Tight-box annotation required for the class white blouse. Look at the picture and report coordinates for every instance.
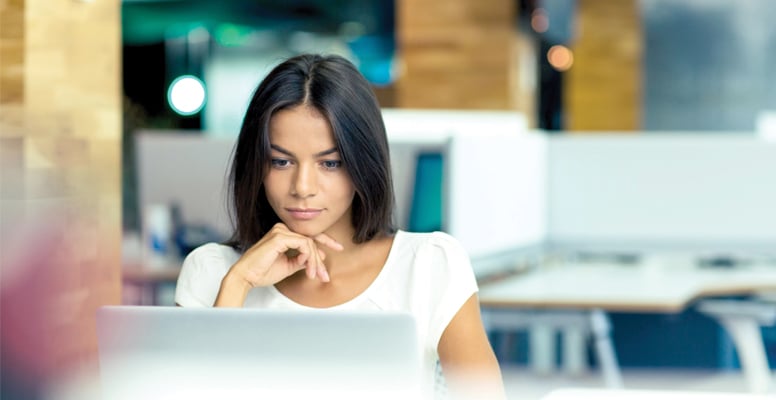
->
[175,230,479,397]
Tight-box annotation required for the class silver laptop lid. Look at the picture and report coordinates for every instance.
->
[96,306,422,400]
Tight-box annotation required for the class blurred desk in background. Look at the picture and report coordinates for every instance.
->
[541,387,774,400]
[479,260,776,393]
[122,261,182,305]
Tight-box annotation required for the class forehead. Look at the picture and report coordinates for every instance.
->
[268,105,336,148]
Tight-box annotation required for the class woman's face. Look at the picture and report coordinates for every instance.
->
[264,105,356,240]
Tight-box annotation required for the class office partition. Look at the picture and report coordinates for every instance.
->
[135,123,776,261]
[547,134,776,254]
[445,132,548,261]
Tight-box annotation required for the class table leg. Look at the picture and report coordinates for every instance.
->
[562,325,587,376]
[697,299,776,394]
[530,324,556,375]
[714,315,772,393]
[590,309,623,388]
[481,307,620,384]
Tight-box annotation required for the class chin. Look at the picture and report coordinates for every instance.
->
[282,221,326,238]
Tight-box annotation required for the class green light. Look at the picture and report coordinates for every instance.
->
[214,23,253,47]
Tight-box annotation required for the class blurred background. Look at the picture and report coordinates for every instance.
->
[2,0,776,399]
[119,0,776,229]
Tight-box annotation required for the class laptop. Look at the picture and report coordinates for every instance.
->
[96,306,422,400]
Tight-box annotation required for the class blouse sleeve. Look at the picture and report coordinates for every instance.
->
[174,243,233,307]
[424,232,479,348]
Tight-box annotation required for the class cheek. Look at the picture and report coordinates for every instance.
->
[339,177,356,201]
[262,174,283,201]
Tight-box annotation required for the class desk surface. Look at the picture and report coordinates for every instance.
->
[122,261,182,284]
[541,388,773,400]
[123,258,776,313]
[478,261,776,313]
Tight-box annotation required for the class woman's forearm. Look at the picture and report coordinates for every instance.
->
[213,273,251,307]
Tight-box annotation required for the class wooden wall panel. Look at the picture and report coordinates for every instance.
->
[396,0,530,112]
[0,0,24,105]
[565,0,643,131]
[0,0,122,390]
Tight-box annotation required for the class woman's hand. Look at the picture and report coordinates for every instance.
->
[214,223,343,307]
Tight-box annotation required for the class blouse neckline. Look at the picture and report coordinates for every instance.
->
[266,230,405,310]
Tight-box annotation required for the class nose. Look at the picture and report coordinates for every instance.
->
[291,163,317,198]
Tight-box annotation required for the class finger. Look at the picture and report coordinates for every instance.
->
[305,263,317,280]
[313,233,344,251]
[310,242,326,281]
[273,232,329,281]
[300,238,321,281]
[318,263,330,282]
[294,249,310,267]
[286,259,307,279]
[270,222,290,233]
[274,234,312,263]
[314,248,330,282]
[305,237,322,280]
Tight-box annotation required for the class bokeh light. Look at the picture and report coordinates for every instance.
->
[167,75,206,116]
[531,8,550,33]
[547,45,574,71]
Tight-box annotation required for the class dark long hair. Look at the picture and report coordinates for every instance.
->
[226,54,395,251]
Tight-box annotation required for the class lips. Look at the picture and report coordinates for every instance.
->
[285,208,323,220]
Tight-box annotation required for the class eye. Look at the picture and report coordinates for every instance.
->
[271,158,291,169]
[321,160,342,170]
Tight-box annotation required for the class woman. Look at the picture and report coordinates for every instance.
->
[175,54,505,399]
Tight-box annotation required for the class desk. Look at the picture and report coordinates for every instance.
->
[541,388,774,400]
[478,261,776,393]
[122,261,182,305]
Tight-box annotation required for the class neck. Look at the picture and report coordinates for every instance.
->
[322,231,385,276]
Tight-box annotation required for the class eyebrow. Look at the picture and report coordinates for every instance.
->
[270,144,339,158]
